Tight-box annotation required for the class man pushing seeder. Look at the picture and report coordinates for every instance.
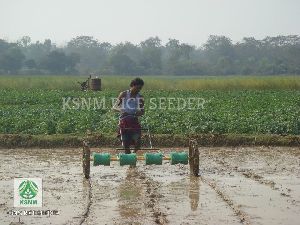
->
[82,78,199,178]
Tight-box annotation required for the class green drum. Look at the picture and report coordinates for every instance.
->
[93,153,111,166]
[170,152,188,165]
[119,153,137,166]
[144,153,163,165]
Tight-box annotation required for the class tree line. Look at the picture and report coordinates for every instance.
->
[0,35,299,75]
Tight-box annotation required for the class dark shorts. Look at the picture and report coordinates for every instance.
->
[118,116,141,147]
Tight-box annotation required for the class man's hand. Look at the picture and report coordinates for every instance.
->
[135,109,144,116]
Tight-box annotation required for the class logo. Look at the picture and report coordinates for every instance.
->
[14,178,42,207]
[19,180,38,199]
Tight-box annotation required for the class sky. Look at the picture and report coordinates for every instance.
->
[0,0,299,46]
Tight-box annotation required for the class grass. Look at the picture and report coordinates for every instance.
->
[0,75,299,90]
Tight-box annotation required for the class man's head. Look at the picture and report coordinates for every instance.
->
[130,77,144,93]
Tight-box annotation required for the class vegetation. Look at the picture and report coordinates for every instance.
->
[0,75,300,91]
[1,35,300,76]
[0,87,299,135]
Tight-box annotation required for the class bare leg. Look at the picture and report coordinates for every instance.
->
[124,145,131,154]
[133,133,141,153]
[121,133,131,154]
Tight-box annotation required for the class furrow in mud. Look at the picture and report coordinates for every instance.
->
[78,178,92,225]
[199,147,300,225]
[141,161,242,225]
[211,147,298,199]
[85,163,168,225]
[139,172,168,225]
[200,176,251,225]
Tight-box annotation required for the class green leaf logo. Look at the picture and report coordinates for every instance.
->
[18,180,38,199]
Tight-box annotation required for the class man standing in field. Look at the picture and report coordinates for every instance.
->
[113,78,145,154]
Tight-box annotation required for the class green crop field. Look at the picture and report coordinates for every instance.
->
[0,77,299,136]
[0,75,300,90]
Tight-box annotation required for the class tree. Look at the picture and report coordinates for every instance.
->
[0,46,25,73]
[107,42,142,75]
[21,39,55,68]
[109,53,137,75]
[17,36,31,47]
[40,51,80,74]
[66,52,80,74]
[139,37,162,74]
[163,39,196,75]
[66,36,111,74]
[67,36,99,48]
[1,35,300,75]
[24,59,37,69]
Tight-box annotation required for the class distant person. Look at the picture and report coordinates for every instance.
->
[113,78,145,153]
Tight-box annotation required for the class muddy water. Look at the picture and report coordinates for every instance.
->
[0,147,299,225]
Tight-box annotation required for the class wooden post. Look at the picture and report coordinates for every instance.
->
[83,140,90,179]
[189,139,199,176]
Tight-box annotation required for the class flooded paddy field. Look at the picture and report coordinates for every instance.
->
[0,146,300,225]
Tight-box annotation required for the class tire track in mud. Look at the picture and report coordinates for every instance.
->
[137,170,169,225]
[200,176,252,225]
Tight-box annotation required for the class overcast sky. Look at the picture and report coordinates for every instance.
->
[1,0,299,46]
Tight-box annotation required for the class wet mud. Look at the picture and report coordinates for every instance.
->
[0,146,299,225]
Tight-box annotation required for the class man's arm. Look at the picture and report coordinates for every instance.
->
[136,95,145,116]
[113,91,126,112]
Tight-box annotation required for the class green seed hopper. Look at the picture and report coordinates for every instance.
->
[93,152,188,166]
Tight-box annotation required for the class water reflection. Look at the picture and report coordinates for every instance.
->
[189,176,200,211]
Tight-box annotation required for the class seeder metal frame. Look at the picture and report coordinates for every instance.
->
[115,127,159,151]
[82,139,200,179]
[117,125,156,151]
